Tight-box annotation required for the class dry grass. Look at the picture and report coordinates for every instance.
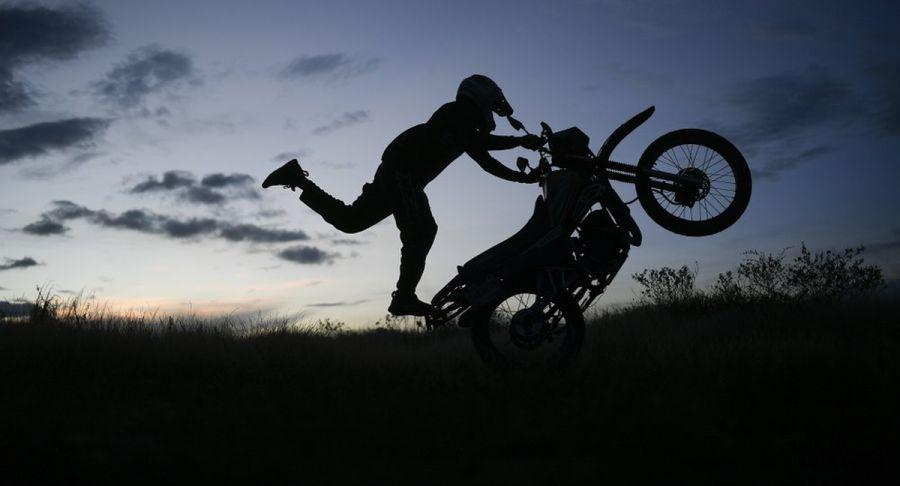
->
[1,291,898,484]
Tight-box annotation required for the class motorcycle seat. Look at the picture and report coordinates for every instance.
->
[459,197,551,278]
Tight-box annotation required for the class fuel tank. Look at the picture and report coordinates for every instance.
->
[542,170,588,227]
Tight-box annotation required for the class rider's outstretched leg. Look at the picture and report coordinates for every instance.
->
[264,159,392,232]
[299,181,392,234]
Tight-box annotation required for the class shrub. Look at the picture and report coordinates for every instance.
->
[632,264,699,307]
[634,244,884,308]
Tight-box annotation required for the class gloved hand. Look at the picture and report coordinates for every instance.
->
[520,169,542,184]
[519,134,544,151]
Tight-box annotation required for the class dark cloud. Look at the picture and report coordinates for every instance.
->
[201,173,255,188]
[865,60,900,137]
[0,118,110,165]
[316,161,356,170]
[159,217,220,238]
[717,65,863,179]
[0,4,109,67]
[130,170,196,193]
[278,246,338,265]
[281,54,348,77]
[0,3,109,113]
[220,224,309,243]
[46,200,94,220]
[22,217,68,236]
[331,238,366,246]
[278,54,380,80]
[0,257,39,271]
[726,65,858,147]
[0,67,32,113]
[312,110,370,135]
[271,149,310,163]
[182,186,226,205]
[93,45,196,109]
[307,299,368,308]
[24,201,309,244]
[754,145,834,180]
[128,170,259,205]
[255,208,287,219]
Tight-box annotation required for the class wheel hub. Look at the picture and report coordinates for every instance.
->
[674,167,711,206]
[509,306,548,349]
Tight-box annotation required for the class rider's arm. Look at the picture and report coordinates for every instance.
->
[483,134,522,150]
[467,149,535,183]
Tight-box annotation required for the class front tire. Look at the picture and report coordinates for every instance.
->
[636,129,751,236]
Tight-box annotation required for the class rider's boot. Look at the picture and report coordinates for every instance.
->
[388,291,433,317]
[262,159,310,190]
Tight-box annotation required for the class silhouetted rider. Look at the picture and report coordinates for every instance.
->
[263,74,543,316]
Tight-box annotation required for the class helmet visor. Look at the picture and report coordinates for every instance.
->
[493,94,513,117]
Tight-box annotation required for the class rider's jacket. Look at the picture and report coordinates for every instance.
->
[379,99,529,187]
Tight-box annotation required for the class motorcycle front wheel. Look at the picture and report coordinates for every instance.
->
[467,287,584,370]
[636,129,752,237]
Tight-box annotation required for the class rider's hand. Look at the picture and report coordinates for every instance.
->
[519,134,544,151]
[521,169,542,184]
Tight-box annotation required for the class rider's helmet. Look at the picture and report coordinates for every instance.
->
[456,74,513,132]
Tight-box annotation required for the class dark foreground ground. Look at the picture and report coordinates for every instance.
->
[1,298,899,485]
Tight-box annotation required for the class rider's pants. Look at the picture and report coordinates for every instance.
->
[299,166,437,296]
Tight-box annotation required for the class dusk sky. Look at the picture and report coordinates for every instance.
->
[1,0,898,325]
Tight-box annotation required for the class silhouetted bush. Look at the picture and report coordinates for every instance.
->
[634,244,884,308]
[632,264,698,307]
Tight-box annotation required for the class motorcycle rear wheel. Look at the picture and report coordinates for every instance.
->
[468,287,584,370]
[636,129,751,237]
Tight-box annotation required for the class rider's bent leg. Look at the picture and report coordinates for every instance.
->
[299,180,392,234]
[391,186,437,312]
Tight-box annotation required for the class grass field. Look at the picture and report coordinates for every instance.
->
[1,296,898,484]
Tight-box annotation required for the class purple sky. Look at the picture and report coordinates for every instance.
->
[1,0,898,324]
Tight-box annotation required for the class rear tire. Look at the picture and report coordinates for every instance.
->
[636,129,751,236]
[469,287,584,370]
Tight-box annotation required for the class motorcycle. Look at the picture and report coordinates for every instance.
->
[425,106,752,369]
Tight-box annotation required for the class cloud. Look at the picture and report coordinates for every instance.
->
[0,67,32,113]
[0,118,110,165]
[220,224,309,243]
[716,65,863,179]
[0,3,109,113]
[726,65,858,147]
[128,170,259,205]
[306,299,368,308]
[278,246,338,265]
[93,45,196,109]
[865,60,900,137]
[312,110,370,135]
[271,149,310,163]
[130,170,196,193]
[754,145,834,180]
[0,257,39,271]
[255,208,287,219]
[278,53,380,80]
[201,173,255,188]
[182,186,226,205]
[331,238,366,246]
[25,200,310,244]
[22,217,68,236]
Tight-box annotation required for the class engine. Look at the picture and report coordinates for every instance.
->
[574,209,630,274]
